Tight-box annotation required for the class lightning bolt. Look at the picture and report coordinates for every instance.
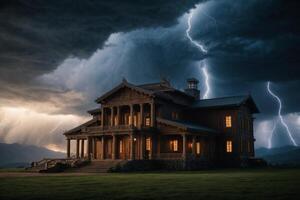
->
[185,9,211,99]
[186,11,208,53]
[268,120,277,149]
[267,81,297,146]
[202,65,210,99]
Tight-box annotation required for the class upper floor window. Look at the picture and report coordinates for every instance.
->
[225,116,232,128]
[145,117,151,126]
[170,140,178,152]
[226,140,232,153]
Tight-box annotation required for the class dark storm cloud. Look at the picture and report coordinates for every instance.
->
[197,0,300,82]
[190,0,300,114]
[0,0,201,81]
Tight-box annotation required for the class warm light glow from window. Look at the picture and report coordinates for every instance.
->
[145,117,151,126]
[225,116,232,127]
[133,115,137,127]
[226,140,232,153]
[188,142,193,149]
[170,140,178,152]
[146,138,151,151]
[128,115,132,125]
[114,116,118,126]
[196,142,201,155]
[119,140,123,153]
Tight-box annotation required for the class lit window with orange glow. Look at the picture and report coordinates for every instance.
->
[188,142,193,150]
[196,142,201,155]
[119,140,123,153]
[170,140,178,152]
[146,138,151,151]
[225,116,232,127]
[145,117,151,126]
[133,115,137,127]
[114,116,118,126]
[226,140,232,153]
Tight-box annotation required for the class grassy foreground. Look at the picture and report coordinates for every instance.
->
[0,169,299,200]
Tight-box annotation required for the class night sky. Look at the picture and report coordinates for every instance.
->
[0,0,299,152]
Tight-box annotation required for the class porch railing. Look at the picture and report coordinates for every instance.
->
[158,153,183,159]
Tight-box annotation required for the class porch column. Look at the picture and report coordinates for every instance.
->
[192,136,196,156]
[76,139,80,158]
[101,107,104,129]
[157,135,161,159]
[116,106,120,126]
[81,139,85,158]
[112,134,116,160]
[140,103,144,128]
[94,138,97,159]
[91,137,95,159]
[130,134,134,160]
[182,134,186,160]
[150,102,155,127]
[140,134,145,159]
[130,104,133,126]
[111,107,114,127]
[87,137,91,160]
[67,139,71,158]
[101,136,105,160]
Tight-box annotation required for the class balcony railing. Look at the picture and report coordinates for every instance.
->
[86,124,154,133]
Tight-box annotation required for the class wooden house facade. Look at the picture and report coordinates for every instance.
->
[64,78,259,167]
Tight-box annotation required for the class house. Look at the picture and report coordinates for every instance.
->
[63,78,259,168]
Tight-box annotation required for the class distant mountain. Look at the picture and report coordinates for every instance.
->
[256,146,300,165]
[0,143,65,168]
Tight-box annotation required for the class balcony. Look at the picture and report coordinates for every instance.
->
[87,124,153,134]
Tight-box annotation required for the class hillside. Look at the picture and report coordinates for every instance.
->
[256,146,300,165]
[0,143,65,168]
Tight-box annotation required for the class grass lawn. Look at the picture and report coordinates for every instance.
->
[0,168,26,172]
[0,168,299,200]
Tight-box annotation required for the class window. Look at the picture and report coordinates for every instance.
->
[172,112,178,120]
[226,140,232,153]
[146,138,151,151]
[133,115,137,127]
[225,116,232,128]
[170,140,178,152]
[188,143,193,150]
[119,140,123,153]
[114,116,118,126]
[196,142,201,155]
[145,117,151,126]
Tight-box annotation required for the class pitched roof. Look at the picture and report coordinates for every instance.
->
[192,95,259,113]
[87,108,101,115]
[95,79,154,103]
[63,118,97,135]
[157,118,217,133]
[95,79,194,104]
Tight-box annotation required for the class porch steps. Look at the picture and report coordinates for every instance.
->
[67,160,124,173]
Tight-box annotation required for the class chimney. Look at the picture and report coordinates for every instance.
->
[184,78,200,100]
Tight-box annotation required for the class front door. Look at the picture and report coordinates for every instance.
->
[118,136,130,160]
[96,140,102,159]
[105,138,112,159]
